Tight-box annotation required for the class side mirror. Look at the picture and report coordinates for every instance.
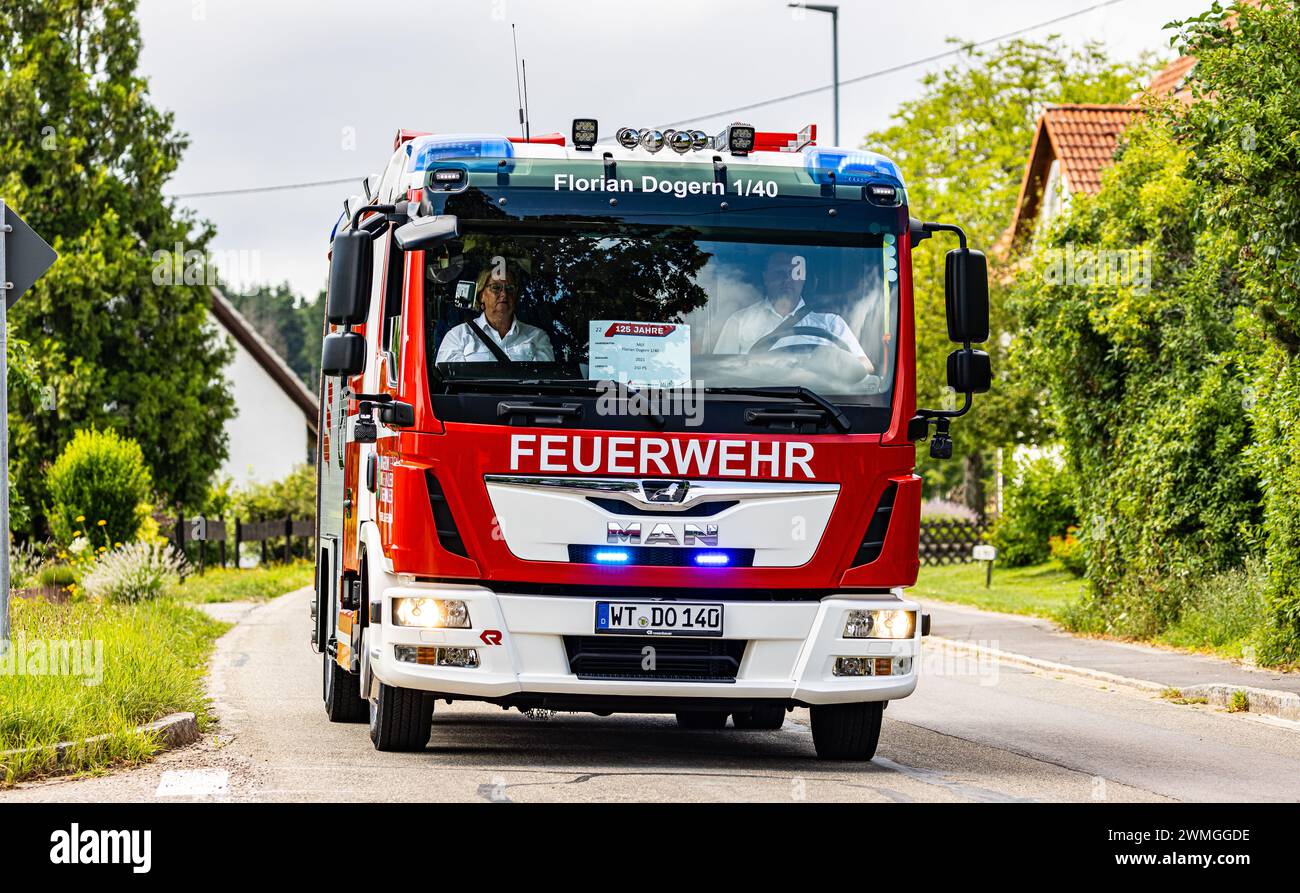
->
[327,229,374,326]
[321,332,366,378]
[945,248,989,344]
[394,214,459,252]
[947,349,992,395]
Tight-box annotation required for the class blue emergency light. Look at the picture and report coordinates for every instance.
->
[407,134,515,173]
[594,550,631,564]
[803,147,905,189]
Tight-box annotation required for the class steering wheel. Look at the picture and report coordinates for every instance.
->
[747,325,859,356]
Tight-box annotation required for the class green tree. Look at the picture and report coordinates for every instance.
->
[1171,0,1300,661]
[0,0,235,531]
[1011,114,1260,638]
[866,38,1153,515]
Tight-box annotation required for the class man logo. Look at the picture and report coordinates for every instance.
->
[607,522,719,547]
[643,480,689,503]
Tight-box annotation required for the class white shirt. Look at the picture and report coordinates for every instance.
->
[436,314,556,364]
[712,298,868,358]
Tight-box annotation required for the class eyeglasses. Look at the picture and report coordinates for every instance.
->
[483,283,518,297]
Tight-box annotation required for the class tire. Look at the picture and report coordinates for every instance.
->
[810,702,884,761]
[732,704,786,730]
[323,652,367,723]
[675,710,730,730]
[369,682,435,752]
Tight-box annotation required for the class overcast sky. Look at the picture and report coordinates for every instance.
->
[137,0,1206,299]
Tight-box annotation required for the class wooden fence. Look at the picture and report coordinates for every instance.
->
[919,519,989,566]
[163,516,315,574]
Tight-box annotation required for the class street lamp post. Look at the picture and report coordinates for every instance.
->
[790,3,840,146]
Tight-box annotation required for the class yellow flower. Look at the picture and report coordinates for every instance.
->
[76,515,85,523]
[97,520,107,527]
[115,542,123,548]
[97,546,107,553]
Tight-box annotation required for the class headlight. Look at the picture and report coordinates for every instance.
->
[843,609,915,640]
[392,598,470,629]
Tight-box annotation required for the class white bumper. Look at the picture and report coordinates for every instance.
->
[368,583,921,706]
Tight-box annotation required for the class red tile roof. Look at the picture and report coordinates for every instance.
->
[1041,104,1142,196]
[1002,104,1140,251]
[1001,0,1261,256]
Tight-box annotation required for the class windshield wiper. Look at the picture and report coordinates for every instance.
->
[707,386,852,433]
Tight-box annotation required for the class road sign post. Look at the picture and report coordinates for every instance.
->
[973,543,997,589]
[1,200,9,655]
[0,200,58,656]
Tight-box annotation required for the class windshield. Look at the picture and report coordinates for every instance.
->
[423,229,899,406]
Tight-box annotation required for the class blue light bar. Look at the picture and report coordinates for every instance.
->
[594,550,630,564]
[803,147,905,189]
[407,134,515,173]
[694,553,731,566]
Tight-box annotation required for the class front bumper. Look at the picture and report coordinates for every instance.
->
[368,583,922,706]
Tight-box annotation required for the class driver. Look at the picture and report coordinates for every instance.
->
[436,264,555,363]
[712,250,874,374]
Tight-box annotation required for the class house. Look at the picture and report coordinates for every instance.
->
[1004,3,1254,247]
[209,286,318,485]
[1004,104,1143,247]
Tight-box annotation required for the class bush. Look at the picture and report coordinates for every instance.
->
[990,453,1078,567]
[80,543,188,604]
[8,542,44,589]
[1049,527,1086,578]
[46,429,153,550]
[37,562,78,588]
[228,463,315,521]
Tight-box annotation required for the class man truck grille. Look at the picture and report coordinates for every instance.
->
[563,636,747,683]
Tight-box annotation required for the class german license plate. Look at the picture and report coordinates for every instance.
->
[595,602,724,637]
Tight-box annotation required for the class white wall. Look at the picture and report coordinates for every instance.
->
[219,326,310,486]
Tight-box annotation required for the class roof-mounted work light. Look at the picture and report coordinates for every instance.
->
[572,118,598,150]
[616,127,641,149]
[639,129,666,154]
[716,123,756,157]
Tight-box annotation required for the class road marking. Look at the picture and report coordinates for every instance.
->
[156,769,229,799]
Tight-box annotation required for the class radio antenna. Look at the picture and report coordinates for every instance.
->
[521,58,532,141]
[511,24,527,139]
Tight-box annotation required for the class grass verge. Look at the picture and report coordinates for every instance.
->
[0,598,228,784]
[915,558,1295,669]
[910,560,1086,622]
[171,559,313,603]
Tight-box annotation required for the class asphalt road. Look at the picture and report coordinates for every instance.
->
[7,588,1300,803]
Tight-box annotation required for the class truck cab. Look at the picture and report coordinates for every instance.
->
[314,121,990,759]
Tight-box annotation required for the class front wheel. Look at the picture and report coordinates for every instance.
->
[369,682,434,752]
[810,702,884,761]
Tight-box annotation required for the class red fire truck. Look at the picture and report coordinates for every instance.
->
[313,120,990,760]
